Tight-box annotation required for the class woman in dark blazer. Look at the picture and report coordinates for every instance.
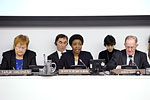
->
[1,34,36,70]
[98,35,119,64]
[58,34,93,69]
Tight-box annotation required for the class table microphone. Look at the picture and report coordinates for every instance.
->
[43,54,46,65]
[131,61,138,69]
[43,54,47,74]
[79,59,87,69]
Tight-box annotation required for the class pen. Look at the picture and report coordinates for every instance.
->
[13,67,15,70]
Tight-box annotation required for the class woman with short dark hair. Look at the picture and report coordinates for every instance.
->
[58,34,93,69]
[98,35,119,65]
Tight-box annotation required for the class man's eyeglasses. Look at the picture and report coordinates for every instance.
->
[125,46,135,49]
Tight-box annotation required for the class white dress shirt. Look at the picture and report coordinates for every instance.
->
[126,54,135,65]
[57,50,66,59]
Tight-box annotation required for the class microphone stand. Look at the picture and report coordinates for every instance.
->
[79,59,87,69]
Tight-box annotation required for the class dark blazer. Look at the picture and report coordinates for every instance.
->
[1,49,37,70]
[98,49,119,64]
[107,49,150,70]
[58,50,93,69]
[47,51,59,67]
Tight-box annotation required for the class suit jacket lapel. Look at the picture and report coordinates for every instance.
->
[71,51,75,65]
[55,51,59,64]
[122,50,127,65]
[55,51,59,60]
[134,50,139,66]
[23,51,28,69]
[11,50,16,69]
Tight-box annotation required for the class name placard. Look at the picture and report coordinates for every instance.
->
[110,69,145,75]
[59,69,90,75]
[0,70,32,76]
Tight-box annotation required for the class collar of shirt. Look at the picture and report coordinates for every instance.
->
[57,50,66,59]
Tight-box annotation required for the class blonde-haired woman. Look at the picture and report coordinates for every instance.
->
[1,34,37,70]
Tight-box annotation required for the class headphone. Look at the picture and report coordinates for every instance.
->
[54,41,57,46]
[54,34,68,46]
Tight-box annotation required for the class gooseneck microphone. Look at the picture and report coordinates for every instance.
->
[43,54,46,66]
[79,59,87,69]
[132,61,138,69]
[43,54,47,74]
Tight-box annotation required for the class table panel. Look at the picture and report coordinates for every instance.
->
[0,75,149,100]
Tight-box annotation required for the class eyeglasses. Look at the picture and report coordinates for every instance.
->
[125,46,135,49]
[16,46,27,50]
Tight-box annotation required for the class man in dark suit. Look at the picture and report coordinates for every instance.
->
[47,34,68,70]
[107,35,149,70]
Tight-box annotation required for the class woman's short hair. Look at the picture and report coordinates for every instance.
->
[69,34,84,46]
[14,34,29,48]
[104,35,116,46]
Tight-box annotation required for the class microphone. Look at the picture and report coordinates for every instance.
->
[132,61,139,69]
[43,54,47,74]
[43,54,46,66]
[79,59,87,69]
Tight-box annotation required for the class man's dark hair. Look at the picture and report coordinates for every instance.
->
[55,34,68,45]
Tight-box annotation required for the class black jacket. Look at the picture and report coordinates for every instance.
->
[1,49,37,70]
[58,50,93,69]
[107,49,150,70]
[98,49,119,64]
[47,51,59,66]
[47,50,70,70]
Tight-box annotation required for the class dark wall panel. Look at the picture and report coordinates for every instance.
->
[0,16,150,27]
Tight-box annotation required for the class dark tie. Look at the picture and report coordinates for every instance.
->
[60,52,63,58]
[129,56,133,66]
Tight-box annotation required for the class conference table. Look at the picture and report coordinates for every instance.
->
[0,75,150,100]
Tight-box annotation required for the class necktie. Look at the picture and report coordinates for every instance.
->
[60,52,64,59]
[129,56,133,66]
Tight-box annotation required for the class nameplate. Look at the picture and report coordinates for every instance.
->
[0,70,32,76]
[59,69,90,75]
[110,69,145,75]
